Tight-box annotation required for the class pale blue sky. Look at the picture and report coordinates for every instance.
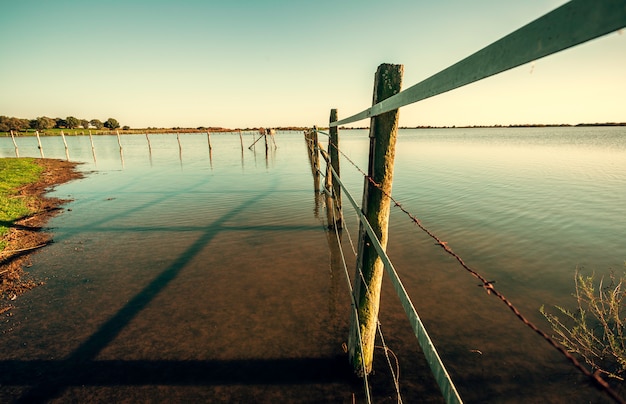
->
[1,0,624,129]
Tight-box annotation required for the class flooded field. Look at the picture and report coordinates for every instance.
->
[1,127,625,402]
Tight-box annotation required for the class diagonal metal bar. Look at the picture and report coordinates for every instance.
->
[330,164,463,404]
[332,0,626,127]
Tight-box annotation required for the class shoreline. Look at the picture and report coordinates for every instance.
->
[0,158,83,312]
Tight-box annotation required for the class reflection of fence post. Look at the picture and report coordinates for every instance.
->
[329,109,343,229]
[349,63,403,376]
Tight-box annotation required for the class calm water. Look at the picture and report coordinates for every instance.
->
[1,127,625,403]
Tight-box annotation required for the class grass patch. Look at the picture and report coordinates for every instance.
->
[0,158,44,248]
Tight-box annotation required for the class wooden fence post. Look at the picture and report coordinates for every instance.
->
[60,130,69,161]
[312,126,320,193]
[329,109,343,229]
[10,130,19,157]
[348,63,403,376]
[35,131,44,158]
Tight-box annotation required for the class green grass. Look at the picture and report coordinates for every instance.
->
[0,158,44,249]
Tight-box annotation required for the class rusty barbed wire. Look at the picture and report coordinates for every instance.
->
[323,134,625,404]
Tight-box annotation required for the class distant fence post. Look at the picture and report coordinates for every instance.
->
[349,63,403,376]
[328,109,343,229]
[10,130,19,157]
[35,131,44,158]
[312,126,320,192]
[60,130,69,161]
[145,133,152,153]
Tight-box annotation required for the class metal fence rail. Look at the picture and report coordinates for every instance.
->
[332,0,626,127]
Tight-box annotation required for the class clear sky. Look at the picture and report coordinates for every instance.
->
[1,0,624,129]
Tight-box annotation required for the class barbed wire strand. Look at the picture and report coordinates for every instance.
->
[323,134,625,404]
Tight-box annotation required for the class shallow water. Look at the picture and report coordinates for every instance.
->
[1,127,625,402]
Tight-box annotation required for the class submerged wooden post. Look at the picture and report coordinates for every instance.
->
[116,130,125,168]
[35,130,44,158]
[349,63,403,376]
[89,130,97,163]
[328,109,343,229]
[312,126,320,193]
[60,130,69,161]
[116,130,123,151]
[145,133,152,153]
[10,130,19,157]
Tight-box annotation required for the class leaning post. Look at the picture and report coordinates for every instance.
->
[35,130,44,158]
[328,109,343,229]
[10,130,19,157]
[348,63,403,376]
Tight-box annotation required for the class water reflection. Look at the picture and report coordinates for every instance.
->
[0,129,624,402]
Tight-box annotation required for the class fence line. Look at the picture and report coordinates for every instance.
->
[332,0,626,127]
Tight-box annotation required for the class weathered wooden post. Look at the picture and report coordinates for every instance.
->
[116,130,125,168]
[60,130,69,161]
[207,132,213,151]
[10,130,19,157]
[89,130,96,163]
[329,109,343,229]
[323,148,335,230]
[348,63,403,376]
[116,130,123,151]
[35,131,44,158]
[145,133,152,154]
[312,126,321,193]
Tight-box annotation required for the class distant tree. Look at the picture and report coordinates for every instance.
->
[104,118,120,129]
[0,116,30,132]
[90,119,104,129]
[55,118,67,128]
[80,119,90,129]
[122,125,130,130]
[66,116,80,129]
[33,116,56,131]
[0,116,10,132]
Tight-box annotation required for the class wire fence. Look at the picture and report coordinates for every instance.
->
[310,1,626,402]
[316,130,626,403]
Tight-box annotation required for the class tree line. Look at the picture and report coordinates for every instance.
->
[0,116,122,132]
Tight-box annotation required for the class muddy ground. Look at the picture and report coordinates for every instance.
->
[0,159,82,313]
